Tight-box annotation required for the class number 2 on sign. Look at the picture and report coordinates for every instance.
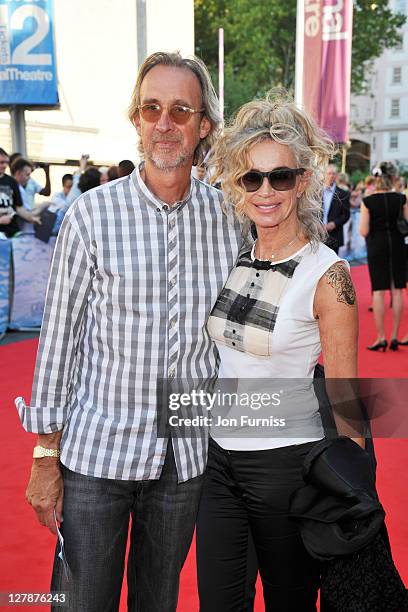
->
[10,5,51,65]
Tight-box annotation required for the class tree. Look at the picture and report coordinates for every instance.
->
[195,0,406,117]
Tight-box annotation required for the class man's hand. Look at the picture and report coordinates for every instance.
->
[79,154,90,173]
[26,459,63,535]
[0,214,12,225]
[325,221,336,232]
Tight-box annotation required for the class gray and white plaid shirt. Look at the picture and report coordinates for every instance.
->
[16,166,242,482]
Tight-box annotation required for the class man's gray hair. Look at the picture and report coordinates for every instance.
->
[128,51,220,166]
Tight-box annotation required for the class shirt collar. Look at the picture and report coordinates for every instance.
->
[325,182,336,194]
[131,162,193,212]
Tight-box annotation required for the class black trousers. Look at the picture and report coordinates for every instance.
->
[196,438,320,612]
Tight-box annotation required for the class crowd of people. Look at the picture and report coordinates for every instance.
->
[0,149,135,238]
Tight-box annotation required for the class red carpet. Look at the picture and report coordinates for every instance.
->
[0,265,406,611]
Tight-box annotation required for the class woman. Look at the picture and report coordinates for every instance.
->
[196,91,361,611]
[360,173,408,351]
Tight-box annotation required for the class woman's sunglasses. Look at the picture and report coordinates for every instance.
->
[137,103,204,125]
[241,168,305,192]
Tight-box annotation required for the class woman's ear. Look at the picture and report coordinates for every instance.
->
[297,169,312,197]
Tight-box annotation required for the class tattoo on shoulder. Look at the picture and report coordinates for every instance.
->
[325,262,356,306]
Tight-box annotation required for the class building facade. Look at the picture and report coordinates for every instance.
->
[349,0,408,171]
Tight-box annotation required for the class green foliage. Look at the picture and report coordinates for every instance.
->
[195,0,406,117]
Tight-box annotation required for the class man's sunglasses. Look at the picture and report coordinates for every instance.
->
[241,168,305,192]
[137,103,204,125]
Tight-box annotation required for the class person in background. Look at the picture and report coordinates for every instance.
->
[9,152,51,206]
[364,175,376,197]
[51,174,74,209]
[337,172,350,191]
[107,165,119,181]
[322,164,350,254]
[50,168,101,235]
[360,173,408,351]
[99,166,109,184]
[118,158,135,177]
[0,148,40,236]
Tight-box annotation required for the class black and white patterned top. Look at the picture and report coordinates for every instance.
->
[207,242,344,450]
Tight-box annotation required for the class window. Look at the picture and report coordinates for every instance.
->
[391,98,400,117]
[390,132,399,150]
[393,66,402,84]
[393,37,403,52]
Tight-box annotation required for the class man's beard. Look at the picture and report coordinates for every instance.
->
[145,137,196,172]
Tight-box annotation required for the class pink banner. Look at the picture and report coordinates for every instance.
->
[302,0,353,143]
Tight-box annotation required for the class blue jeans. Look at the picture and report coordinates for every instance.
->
[51,441,203,611]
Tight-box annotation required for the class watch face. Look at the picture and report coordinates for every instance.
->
[33,446,45,458]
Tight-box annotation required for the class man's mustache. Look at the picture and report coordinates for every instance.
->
[152,135,182,143]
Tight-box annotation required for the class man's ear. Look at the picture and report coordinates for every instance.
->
[199,116,211,140]
[133,112,141,136]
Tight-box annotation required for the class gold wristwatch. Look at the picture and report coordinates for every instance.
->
[33,445,61,459]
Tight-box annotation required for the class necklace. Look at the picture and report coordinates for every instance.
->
[253,235,300,261]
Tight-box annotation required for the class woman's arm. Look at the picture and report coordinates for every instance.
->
[314,262,365,447]
[359,201,370,237]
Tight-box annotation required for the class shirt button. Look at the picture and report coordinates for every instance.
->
[163,204,169,211]
[240,306,245,311]
[170,218,176,228]
[168,368,176,379]
[156,207,161,213]
[232,329,236,334]
[247,294,250,298]
[256,273,260,277]
[232,342,236,346]
[251,282,255,287]
[170,320,177,329]
[169,277,177,287]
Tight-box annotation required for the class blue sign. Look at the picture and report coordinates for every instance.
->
[0,0,58,106]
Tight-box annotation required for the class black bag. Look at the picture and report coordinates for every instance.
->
[320,531,408,611]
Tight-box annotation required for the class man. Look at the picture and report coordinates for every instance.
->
[118,158,135,177]
[9,153,51,207]
[0,148,40,237]
[322,164,350,254]
[16,52,242,611]
[51,173,74,208]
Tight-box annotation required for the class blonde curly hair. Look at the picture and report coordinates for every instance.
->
[209,89,337,245]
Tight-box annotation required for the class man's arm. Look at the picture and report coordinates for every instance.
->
[16,208,93,533]
[38,163,51,196]
[15,204,41,224]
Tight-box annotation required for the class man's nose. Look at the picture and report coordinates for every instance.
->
[155,108,173,131]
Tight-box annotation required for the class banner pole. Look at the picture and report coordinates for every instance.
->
[295,0,305,107]
[9,106,27,157]
[218,27,224,125]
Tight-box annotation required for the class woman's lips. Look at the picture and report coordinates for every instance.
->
[253,203,281,212]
